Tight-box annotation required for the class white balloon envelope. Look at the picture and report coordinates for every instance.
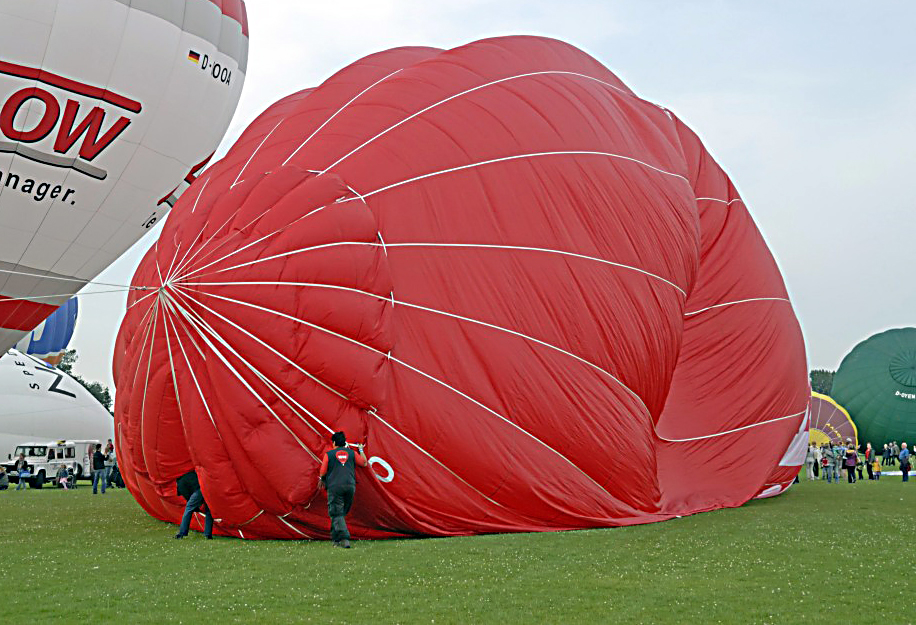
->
[0,348,113,457]
[0,0,249,352]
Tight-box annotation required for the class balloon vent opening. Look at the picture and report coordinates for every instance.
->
[890,351,916,387]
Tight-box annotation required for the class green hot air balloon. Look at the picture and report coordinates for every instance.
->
[831,328,916,447]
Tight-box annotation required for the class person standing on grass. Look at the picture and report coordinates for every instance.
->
[873,458,882,480]
[864,443,875,480]
[14,452,30,490]
[882,444,890,466]
[891,442,899,466]
[175,470,213,539]
[899,443,910,482]
[844,444,857,483]
[91,444,107,494]
[805,445,817,480]
[833,443,845,483]
[823,444,835,483]
[318,431,368,548]
[104,441,115,488]
[0,466,8,490]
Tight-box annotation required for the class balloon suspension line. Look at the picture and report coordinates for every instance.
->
[0,288,138,302]
[0,267,163,301]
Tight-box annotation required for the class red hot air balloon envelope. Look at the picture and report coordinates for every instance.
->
[113,37,809,539]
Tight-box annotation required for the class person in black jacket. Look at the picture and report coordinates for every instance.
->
[175,470,213,539]
[318,431,368,548]
[91,444,107,494]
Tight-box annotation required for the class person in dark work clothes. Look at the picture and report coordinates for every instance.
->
[319,431,368,548]
[174,470,213,539]
[91,444,107,494]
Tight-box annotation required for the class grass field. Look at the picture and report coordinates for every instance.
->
[1,475,913,624]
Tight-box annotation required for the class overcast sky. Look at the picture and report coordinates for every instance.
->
[69,0,916,390]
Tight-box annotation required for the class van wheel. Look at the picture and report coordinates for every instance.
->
[33,471,45,489]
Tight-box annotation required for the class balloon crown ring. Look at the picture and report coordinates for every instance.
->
[889,350,916,387]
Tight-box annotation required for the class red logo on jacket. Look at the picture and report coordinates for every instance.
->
[335,450,349,465]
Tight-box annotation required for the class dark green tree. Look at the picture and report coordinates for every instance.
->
[809,369,835,395]
[57,348,113,413]
[58,349,78,375]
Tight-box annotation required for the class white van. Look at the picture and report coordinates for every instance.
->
[3,439,100,488]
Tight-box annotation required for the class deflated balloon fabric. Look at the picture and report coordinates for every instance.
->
[113,36,809,539]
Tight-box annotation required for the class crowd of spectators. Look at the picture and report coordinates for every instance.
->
[805,439,912,483]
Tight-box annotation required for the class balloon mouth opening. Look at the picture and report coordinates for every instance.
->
[889,350,916,387]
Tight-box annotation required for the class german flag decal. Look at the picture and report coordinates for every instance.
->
[188,50,200,63]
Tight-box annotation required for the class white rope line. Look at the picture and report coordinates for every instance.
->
[396,300,648,413]
[175,286,616,497]
[173,285,381,356]
[656,410,806,442]
[170,282,348,412]
[317,70,658,175]
[138,295,161,475]
[179,279,649,414]
[171,207,272,283]
[168,205,248,284]
[176,202,333,283]
[383,242,686,296]
[189,176,211,214]
[162,286,323,457]
[386,352,620,499]
[160,299,297,539]
[166,286,326,447]
[276,514,308,537]
[695,197,744,206]
[180,241,368,281]
[334,151,689,202]
[0,288,135,303]
[232,118,285,189]
[159,292,194,443]
[154,240,166,287]
[282,68,404,167]
[0,268,138,290]
[683,297,790,317]
[126,289,159,312]
[367,410,508,509]
[166,284,504,514]
[162,243,184,288]
[158,295,223,435]
[179,233,683,294]
[238,509,265,527]
[124,294,161,471]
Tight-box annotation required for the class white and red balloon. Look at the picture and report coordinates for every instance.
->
[0,0,249,351]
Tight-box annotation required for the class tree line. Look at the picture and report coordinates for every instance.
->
[57,349,113,413]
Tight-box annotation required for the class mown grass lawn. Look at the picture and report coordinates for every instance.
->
[1,475,912,624]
